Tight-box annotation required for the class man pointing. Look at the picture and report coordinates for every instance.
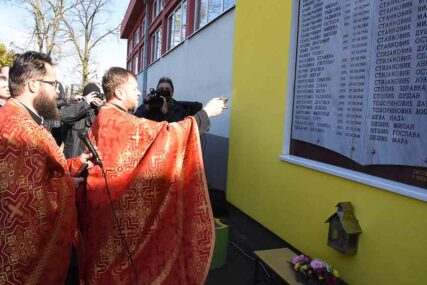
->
[79,67,225,285]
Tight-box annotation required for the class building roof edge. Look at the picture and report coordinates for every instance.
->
[121,0,143,39]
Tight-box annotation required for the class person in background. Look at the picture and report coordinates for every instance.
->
[0,75,10,106]
[61,82,104,158]
[134,76,227,133]
[0,65,10,78]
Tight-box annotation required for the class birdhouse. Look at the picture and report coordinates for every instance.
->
[325,202,362,255]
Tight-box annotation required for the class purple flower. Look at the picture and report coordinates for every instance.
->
[291,255,308,264]
[310,259,325,270]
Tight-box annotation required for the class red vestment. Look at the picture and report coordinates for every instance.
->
[79,104,214,285]
[0,99,79,285]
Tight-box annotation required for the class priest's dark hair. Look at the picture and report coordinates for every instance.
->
[102,67,136,100]
[9,51,53,97]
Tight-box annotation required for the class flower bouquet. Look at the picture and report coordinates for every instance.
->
[289,254,346,285]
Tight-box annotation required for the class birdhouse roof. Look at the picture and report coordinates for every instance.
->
[325,202,362,234]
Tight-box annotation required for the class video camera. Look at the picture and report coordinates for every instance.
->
[93,92,106,101]
[56,98,67,109]
[145,87,172,108]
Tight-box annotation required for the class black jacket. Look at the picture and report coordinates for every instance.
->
[60,101,96,159]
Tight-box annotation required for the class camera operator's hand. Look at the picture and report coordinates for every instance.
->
[143,94,155,110]
[143,94,169,113]
[85,92,103,107]
[203,97,226,117]
[143,94,155,104]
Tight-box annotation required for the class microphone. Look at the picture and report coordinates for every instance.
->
[77,131,103,168]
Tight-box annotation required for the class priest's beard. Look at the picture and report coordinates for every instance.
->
[34,90,59,120]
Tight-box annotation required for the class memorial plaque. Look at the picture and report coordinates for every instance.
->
[292,0,427,168]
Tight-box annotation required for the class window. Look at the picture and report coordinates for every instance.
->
[207,0,221,22]
[223,0,234,10]
[128,38,132,55]
[167,1,187,50]
[151,28,162,62]
[152,0,163,21]
[133,53,139,74]
[133,28,139,47]
[127,60,132,71]
[198,0,208,27]
[196,0,234,29]
[140,18,146,38]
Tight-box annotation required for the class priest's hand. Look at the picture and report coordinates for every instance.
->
[66,171,85,189]
[79,146,102,168]
[203,97,227,117]
[72,176,85,189]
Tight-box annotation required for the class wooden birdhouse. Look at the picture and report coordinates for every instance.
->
[325,202,362,255]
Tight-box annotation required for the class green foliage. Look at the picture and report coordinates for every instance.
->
[0,43,15,67]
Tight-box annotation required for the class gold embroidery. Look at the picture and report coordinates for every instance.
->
[131,128,141,146]
[84,108,214,284]
[7,199,24,219]
[1,99,74,285]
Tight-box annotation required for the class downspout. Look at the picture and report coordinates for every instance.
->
[142,0,150,97]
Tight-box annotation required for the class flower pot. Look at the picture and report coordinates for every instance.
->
[294,272,328,285]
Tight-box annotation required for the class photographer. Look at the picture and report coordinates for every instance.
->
[134,77,225,132]
[61,82,105,158]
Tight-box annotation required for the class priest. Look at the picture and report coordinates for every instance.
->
[0,51,93,284]
[79,67,225,285]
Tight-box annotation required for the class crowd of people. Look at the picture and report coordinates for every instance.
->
[0,51,227,285]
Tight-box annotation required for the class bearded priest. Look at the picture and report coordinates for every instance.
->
[0,51,94,284]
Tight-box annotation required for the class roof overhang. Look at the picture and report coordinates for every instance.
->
[121,0,145,39]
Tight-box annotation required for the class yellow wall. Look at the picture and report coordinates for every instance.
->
[228,1,427,284]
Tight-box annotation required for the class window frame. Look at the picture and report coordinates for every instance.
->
[152,0,163,22]
[133,52,139,74]
[127,38,132,55]
[133,28,139,48]
[195,0,235,30]
[151,27,162,63]
[140,18,145,39]
[167,1,187,51]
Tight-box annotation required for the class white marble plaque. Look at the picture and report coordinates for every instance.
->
[292,0,427,167]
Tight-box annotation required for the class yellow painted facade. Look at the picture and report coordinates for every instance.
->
[228,1,427,284]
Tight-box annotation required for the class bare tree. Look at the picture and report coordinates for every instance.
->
[62,0,119,86]
[32,0,64,55]
[4,0,71,57]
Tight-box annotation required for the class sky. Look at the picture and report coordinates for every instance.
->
[0,0,130,87]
